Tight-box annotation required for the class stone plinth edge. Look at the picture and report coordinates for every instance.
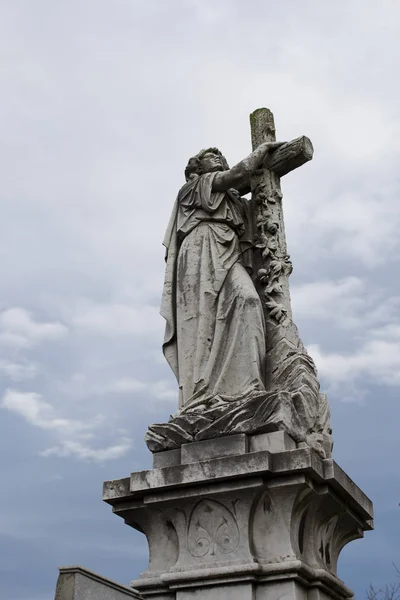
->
[103,445,373,525]
[54,565,142,600]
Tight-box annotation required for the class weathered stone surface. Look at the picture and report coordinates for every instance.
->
[128,451,271,494]
[257,581,308,600]
[249,430,296,453]
[103,477,132,502]
[261,135,313,178]
[103,436,372,525]
[153,448,181,469]
[54,566,142,600]
[176,583,254,600]
[103,445,372,600]
[179,431,295,464]
[181,433,247,463]
[145,389,330,459]
[150,432,299,476]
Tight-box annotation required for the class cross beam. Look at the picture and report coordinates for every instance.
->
[262,135,313,177]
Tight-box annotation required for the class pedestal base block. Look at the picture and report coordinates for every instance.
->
[103,434,372,600]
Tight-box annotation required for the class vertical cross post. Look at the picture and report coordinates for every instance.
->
[250,108,293,319]
[249,108,314,392]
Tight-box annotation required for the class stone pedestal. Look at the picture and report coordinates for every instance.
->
[103,433,373,600]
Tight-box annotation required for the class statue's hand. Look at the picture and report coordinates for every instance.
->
[264,141,285,152]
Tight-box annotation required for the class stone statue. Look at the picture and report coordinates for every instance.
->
[104,111,373,600]
[161,142,282,411]
[146,109,333,458]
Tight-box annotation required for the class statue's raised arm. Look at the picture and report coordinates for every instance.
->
[211,141,284,192]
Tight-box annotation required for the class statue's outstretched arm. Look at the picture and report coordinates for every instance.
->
[212,141,283,192]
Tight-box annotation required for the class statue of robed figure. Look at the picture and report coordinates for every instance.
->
[146,109,333,458]
[162,142,281,410]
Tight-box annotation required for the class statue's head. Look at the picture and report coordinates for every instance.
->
[184,148,229,181]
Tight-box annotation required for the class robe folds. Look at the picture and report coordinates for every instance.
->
[161,172,266,409]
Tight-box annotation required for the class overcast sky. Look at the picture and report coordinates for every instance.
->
[0,1,399,598]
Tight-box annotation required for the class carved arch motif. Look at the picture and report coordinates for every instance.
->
[187,499,239,559]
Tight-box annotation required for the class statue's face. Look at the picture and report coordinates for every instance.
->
[201,151,224,174]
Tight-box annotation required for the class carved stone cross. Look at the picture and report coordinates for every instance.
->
[249,108,314,390]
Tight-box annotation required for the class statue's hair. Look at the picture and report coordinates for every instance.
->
[184,147,229,181]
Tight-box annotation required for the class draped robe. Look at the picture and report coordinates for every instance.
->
[161,172,266,409]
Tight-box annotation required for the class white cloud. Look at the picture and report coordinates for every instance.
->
[40,438,132,461]
[0,308,68,349]
[149,379,177,402]
[310,183,400,267]
[0,389,132,462]
[291,276,400,397]
[292,277,400,331]
[1,389,102,435]
[107,377,176,404]
[71,303,162,338]
[370,324,400,340]
[189,0,228,24]
[310,338,400,390]
[109,378,146,393]
[292,277,364,323]
[0,359,37,381]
